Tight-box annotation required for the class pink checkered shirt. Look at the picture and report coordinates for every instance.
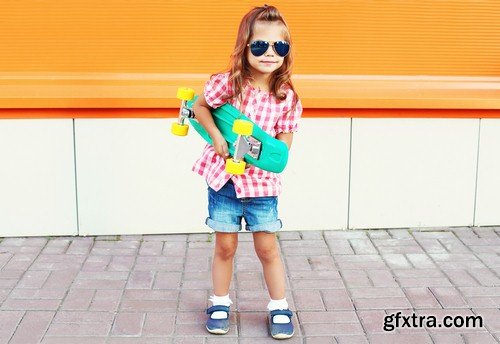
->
[192,72,302,198]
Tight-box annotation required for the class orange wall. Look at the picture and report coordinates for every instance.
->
[1,1,499,76]
[1,108,500,120]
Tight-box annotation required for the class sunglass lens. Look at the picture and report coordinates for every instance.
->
[250,41,269,56]
[274,41,290,57]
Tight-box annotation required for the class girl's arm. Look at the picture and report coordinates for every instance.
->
[276,132,293,150]
[192,94,229,158]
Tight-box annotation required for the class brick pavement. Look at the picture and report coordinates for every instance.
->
[0,227,499,343]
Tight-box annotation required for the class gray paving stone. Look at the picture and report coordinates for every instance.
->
[111,312,145,336]
[334,255,387,270]
[349,239,378,254]
[139,241,163,256]
[90,289,122,311]
[335,335,370,344]
[126,271,155,289]
[429,287,469,308]
[291,278,344,289]
[1,298,61,311]
[414,238,449,254]
[471,308,500,333]
[322,289,355,310]
[284,255,313,271]
[305,337,337,344]
[367,270,399,287]
[403,287,441,309]
[357,310,387,333]
[462,333,499,344]
[0,227,498,342]
[405,253,437,268]
[341,270,373,288]
[302,322,364,336]
[0,310,24,344]
[61,289,94,310]
[381,254,413,269]
[326,239,356,255]
[349,287,405,299]
[9,287,66,300]
[465,296,500,308]
[281,244,331,256]
[367,230,391,239]
[389,229,414,239]
[9,311,55,344]
[369,333,433,343]
[441,269,481,287]
[42,239,71,255]
[324,230,367,239]
[153,272,182,289]
[300,231,325,240]
[353,297,412,310]
[293,290,325,311]
[430,333,465,344]
[163,241,188,256]
[298,310,358,324]
[41,337,107,344]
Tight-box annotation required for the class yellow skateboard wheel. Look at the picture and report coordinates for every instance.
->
[177,87,195,101]
[171,122,189,136]
[232,119,253,136]
[225,158,246,175]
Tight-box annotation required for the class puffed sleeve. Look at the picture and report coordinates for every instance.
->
[203,72,232,109]
[275,88,302,134]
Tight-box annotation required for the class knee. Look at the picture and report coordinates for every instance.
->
[255,245,279,263]
[215,241,237,261]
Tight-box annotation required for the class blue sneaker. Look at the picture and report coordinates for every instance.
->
[206,305,230,334]
[269,309,294,339]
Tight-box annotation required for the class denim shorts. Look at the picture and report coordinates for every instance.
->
[206,180,282,233]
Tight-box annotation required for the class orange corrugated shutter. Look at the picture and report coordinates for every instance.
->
[0,1,498,76]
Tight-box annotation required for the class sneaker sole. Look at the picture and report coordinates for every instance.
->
[271,331,294,339]
[206,326,229,335]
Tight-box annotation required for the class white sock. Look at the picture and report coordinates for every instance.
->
[209,294,232,319]
[267,298,290,324]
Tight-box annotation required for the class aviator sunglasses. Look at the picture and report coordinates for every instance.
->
[247,40,290,57]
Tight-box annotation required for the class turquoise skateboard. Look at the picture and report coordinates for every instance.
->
[171,87,289,175]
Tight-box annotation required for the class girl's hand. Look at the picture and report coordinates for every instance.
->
[211,133,230,159]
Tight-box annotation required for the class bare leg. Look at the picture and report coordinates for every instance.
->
[212,232,238,296]
[253,232,286,300]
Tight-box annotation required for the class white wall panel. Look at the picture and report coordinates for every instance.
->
[0,119,77,237]
[349,118,479,229]
[75,118,350,235]
[475,119,500,226]
[280,119,350,230]
[75,119,208,235]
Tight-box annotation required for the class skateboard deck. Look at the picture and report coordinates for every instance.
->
[172,88,289,174]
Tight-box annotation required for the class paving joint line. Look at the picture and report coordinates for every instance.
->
[405,228,500,337]
[104,238,138,341]
[449,227,500,283]
[370,228,438,339]
[279,231,305,340]
[2,237,52,343]
[173,234,195,338]
[322,230,370,341]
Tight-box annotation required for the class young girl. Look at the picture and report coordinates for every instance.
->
[192,5,302,339]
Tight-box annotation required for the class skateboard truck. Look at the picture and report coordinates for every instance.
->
[172,87,195,136]
[233,136,262,160]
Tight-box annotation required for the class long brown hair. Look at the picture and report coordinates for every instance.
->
[226,5,298,107]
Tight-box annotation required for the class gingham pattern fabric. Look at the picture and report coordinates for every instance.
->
[192,72,302,198]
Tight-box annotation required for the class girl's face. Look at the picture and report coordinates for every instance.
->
[246,21,287,80]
